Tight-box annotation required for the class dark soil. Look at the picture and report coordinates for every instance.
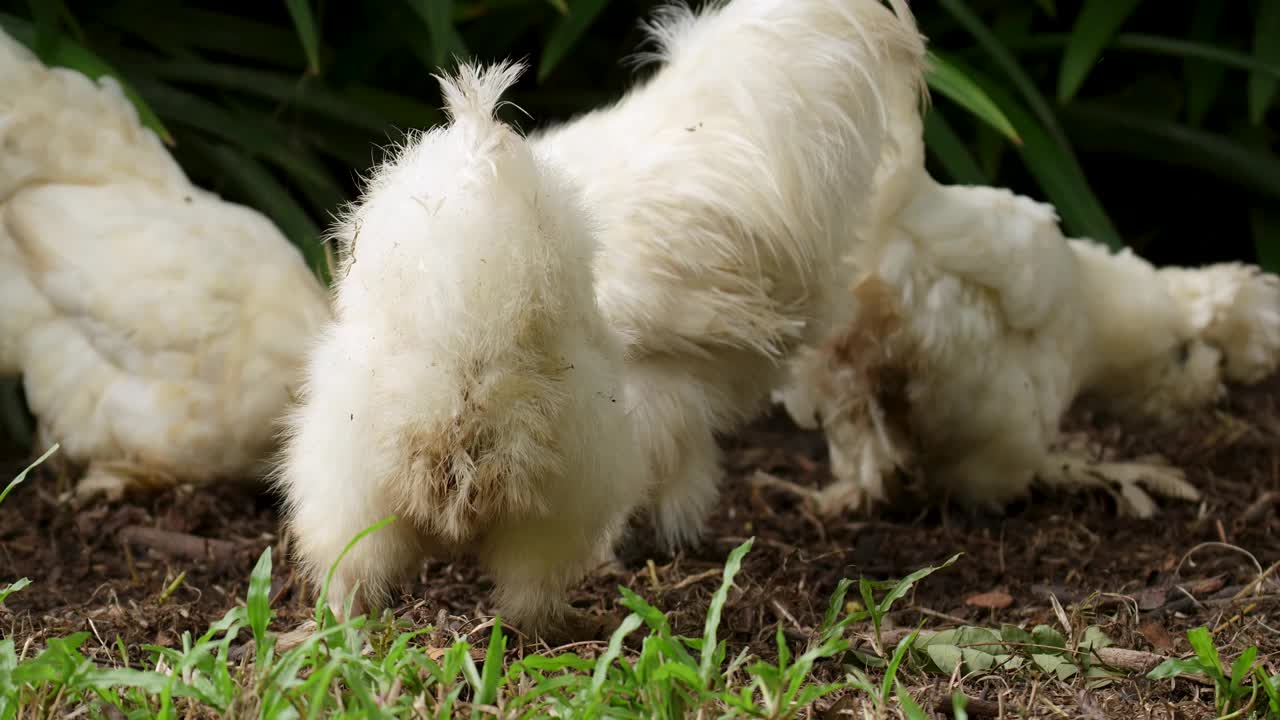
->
[2,378,1279,717]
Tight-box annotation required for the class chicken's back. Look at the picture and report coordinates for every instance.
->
[0,30,185,198]
[6,181,328,478]
[533,0,926,357]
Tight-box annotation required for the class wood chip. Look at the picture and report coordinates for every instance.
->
[964,590,1014,609]
[1138,620,1176,654]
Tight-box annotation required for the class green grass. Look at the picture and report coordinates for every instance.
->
[1149,626,1280,719]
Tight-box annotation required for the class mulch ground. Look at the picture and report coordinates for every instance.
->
[2,377,1278,718]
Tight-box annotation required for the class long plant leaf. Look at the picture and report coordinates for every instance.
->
[404,0,468,68]
[923,110,989,185]
[947,54,1122,247]
[538,0,610,83]
[926,50,1019,143]
[284,0,322,75]
[1249,0,1280,124]
[1057,0,1142,103]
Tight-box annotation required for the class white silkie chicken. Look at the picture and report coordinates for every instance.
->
[275,62,645,640]
[530,0,927,549]
[773,61,1280,519]
[0,30,330,499]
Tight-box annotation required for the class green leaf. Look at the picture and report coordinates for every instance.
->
[537,0,610,83]
[926,644,962,674]
[0,14,173,145]
[130,61,392,135]
[474,619,506,709]
[881,626,921,706]
[1147,657,1207,680]
[700,537,753,684]
[938,1,1070,148]
[0,578,31,605]
[924,110,989,185]
[97,4,304,69]
[592,613,642,697]
[1251,207,1280,274]
[0,443,59,507]
[1031,625,1067,650]
[999,624,1033,646]
[25,0,59,59]
[405,0,469,68]
[964,70,1121,247]
[1057,0,1142,103]
[246,546,274,659]
[926,51,1020,143]
[1185,626,1224,679]
[1228,646,1257,698]
[1249,0,1280,124]
[284,0,322,75]
[877,553,961,615]
[1182,3,1226,127]
[1035,0,1056,17]
[952,691,970,720]
[896,683,929,720]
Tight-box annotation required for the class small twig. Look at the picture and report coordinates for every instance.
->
[935,696,1001,717]
[668,568,722,592]
[119,526,236,562]
[1241,490,1280,524]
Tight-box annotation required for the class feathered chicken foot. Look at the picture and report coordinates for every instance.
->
[1035,438,1200,518]
[749,470,873,519]
[73,460,179,502]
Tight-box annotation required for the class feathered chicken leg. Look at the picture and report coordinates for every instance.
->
[1035,435,1200,518]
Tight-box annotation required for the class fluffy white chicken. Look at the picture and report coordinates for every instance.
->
[530,0,927,549]
[774,62,1280,519]
[0,31,330,499]
[275,62,645,640]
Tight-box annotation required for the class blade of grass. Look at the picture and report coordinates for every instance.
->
[284,0,322,75]
[404,0,468,68]
[926,50,1019,143]
[1057,0,1142,103]
[700,538,754,685]
[0,13,173,145]
[924,110,989,185]
[0,443,59,507]
[537,0,610,83]
[1249,0,1280,124]
[246,547,275,661]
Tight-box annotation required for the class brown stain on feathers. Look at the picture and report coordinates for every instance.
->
[383,346,571,545]
[819,275,918,469]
